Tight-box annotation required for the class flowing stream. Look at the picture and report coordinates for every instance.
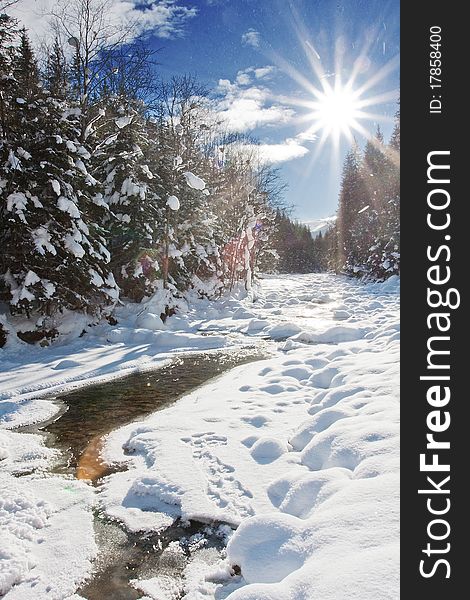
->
[23,347,268,599]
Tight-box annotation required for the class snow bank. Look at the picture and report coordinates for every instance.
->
[1,405,96,598]
[227,514,304,584]
[292,324,368,344]
[135,312,165,331]
[0,290,230,401]
[0,273,399,599]
[265,322,302,340]
[0,398,58,430]
[0,482,52,596]
[98,274,399,599]
[0,475,96,598]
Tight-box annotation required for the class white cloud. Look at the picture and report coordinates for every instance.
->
[253,65,276,79]
[255,138,310,164]
[136,0,198,38]
[215,78,295,133]
[296,125,319,142]
[8,0,197,45]
[214,67,291,135]
[226,136,309,166]
[236,71,252,86]
[234,65,276,87]
[241,28,261,48]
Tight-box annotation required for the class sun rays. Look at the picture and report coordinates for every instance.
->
[260,6,399,170]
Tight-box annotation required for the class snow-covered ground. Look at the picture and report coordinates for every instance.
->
[0,274,399,599]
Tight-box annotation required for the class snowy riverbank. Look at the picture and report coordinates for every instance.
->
[0,274,399,599]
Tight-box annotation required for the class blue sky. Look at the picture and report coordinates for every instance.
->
[150,0,400,220]
[14,0,400,221]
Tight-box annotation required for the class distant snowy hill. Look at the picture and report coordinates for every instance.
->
[303,215,336,238]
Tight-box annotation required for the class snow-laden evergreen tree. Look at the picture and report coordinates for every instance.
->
[209,147,255,290]
[93,97,165,301]
[334,116,400,280]
[0,12,20,343]
[0,30,117,326]
[0,13,20,140]
[250,164,283,278]
[272,211,318,273]
[45,38,68,100]
[357,127,387,275]
[154,86,222,297]
[375,107,400,277]
[336,143,367,273]
[364,122,400,279]
[173,167,222,295]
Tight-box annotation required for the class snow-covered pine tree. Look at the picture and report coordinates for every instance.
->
[336,143,366,274]
[0,12,21,344]
[376,107,400,278]
[271,211,317,273]
[0,30,117,332]
[175,148,222,296]
[45,38,68,100]
[0,13,20,141]
[251,163,282,277]
[341,128,382,277]
[93,96,164,301]
[333,116,400,281]
[173,166,221,295]
[154,82,222,297]
[201,137,243,289]
[389,106,400,151]
[325,224,340,272]
[363,125,399,279]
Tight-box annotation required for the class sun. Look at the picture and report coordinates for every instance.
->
[263,27,399,164]
[292,77,374,155]
[310,83,361,138]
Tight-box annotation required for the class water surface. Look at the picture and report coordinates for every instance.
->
[43,348,267,479]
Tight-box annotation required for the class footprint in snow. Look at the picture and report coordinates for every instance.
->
[304,357,329,369]
[260,384,285,395]
[258,367,273,376]
[281,367,312,381]
[241,435,259,448]
[241,415,270,428]
[289,408,352,451]
[181,432,254,518]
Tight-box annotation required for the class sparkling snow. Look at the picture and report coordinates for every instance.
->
[0,274,399,599]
